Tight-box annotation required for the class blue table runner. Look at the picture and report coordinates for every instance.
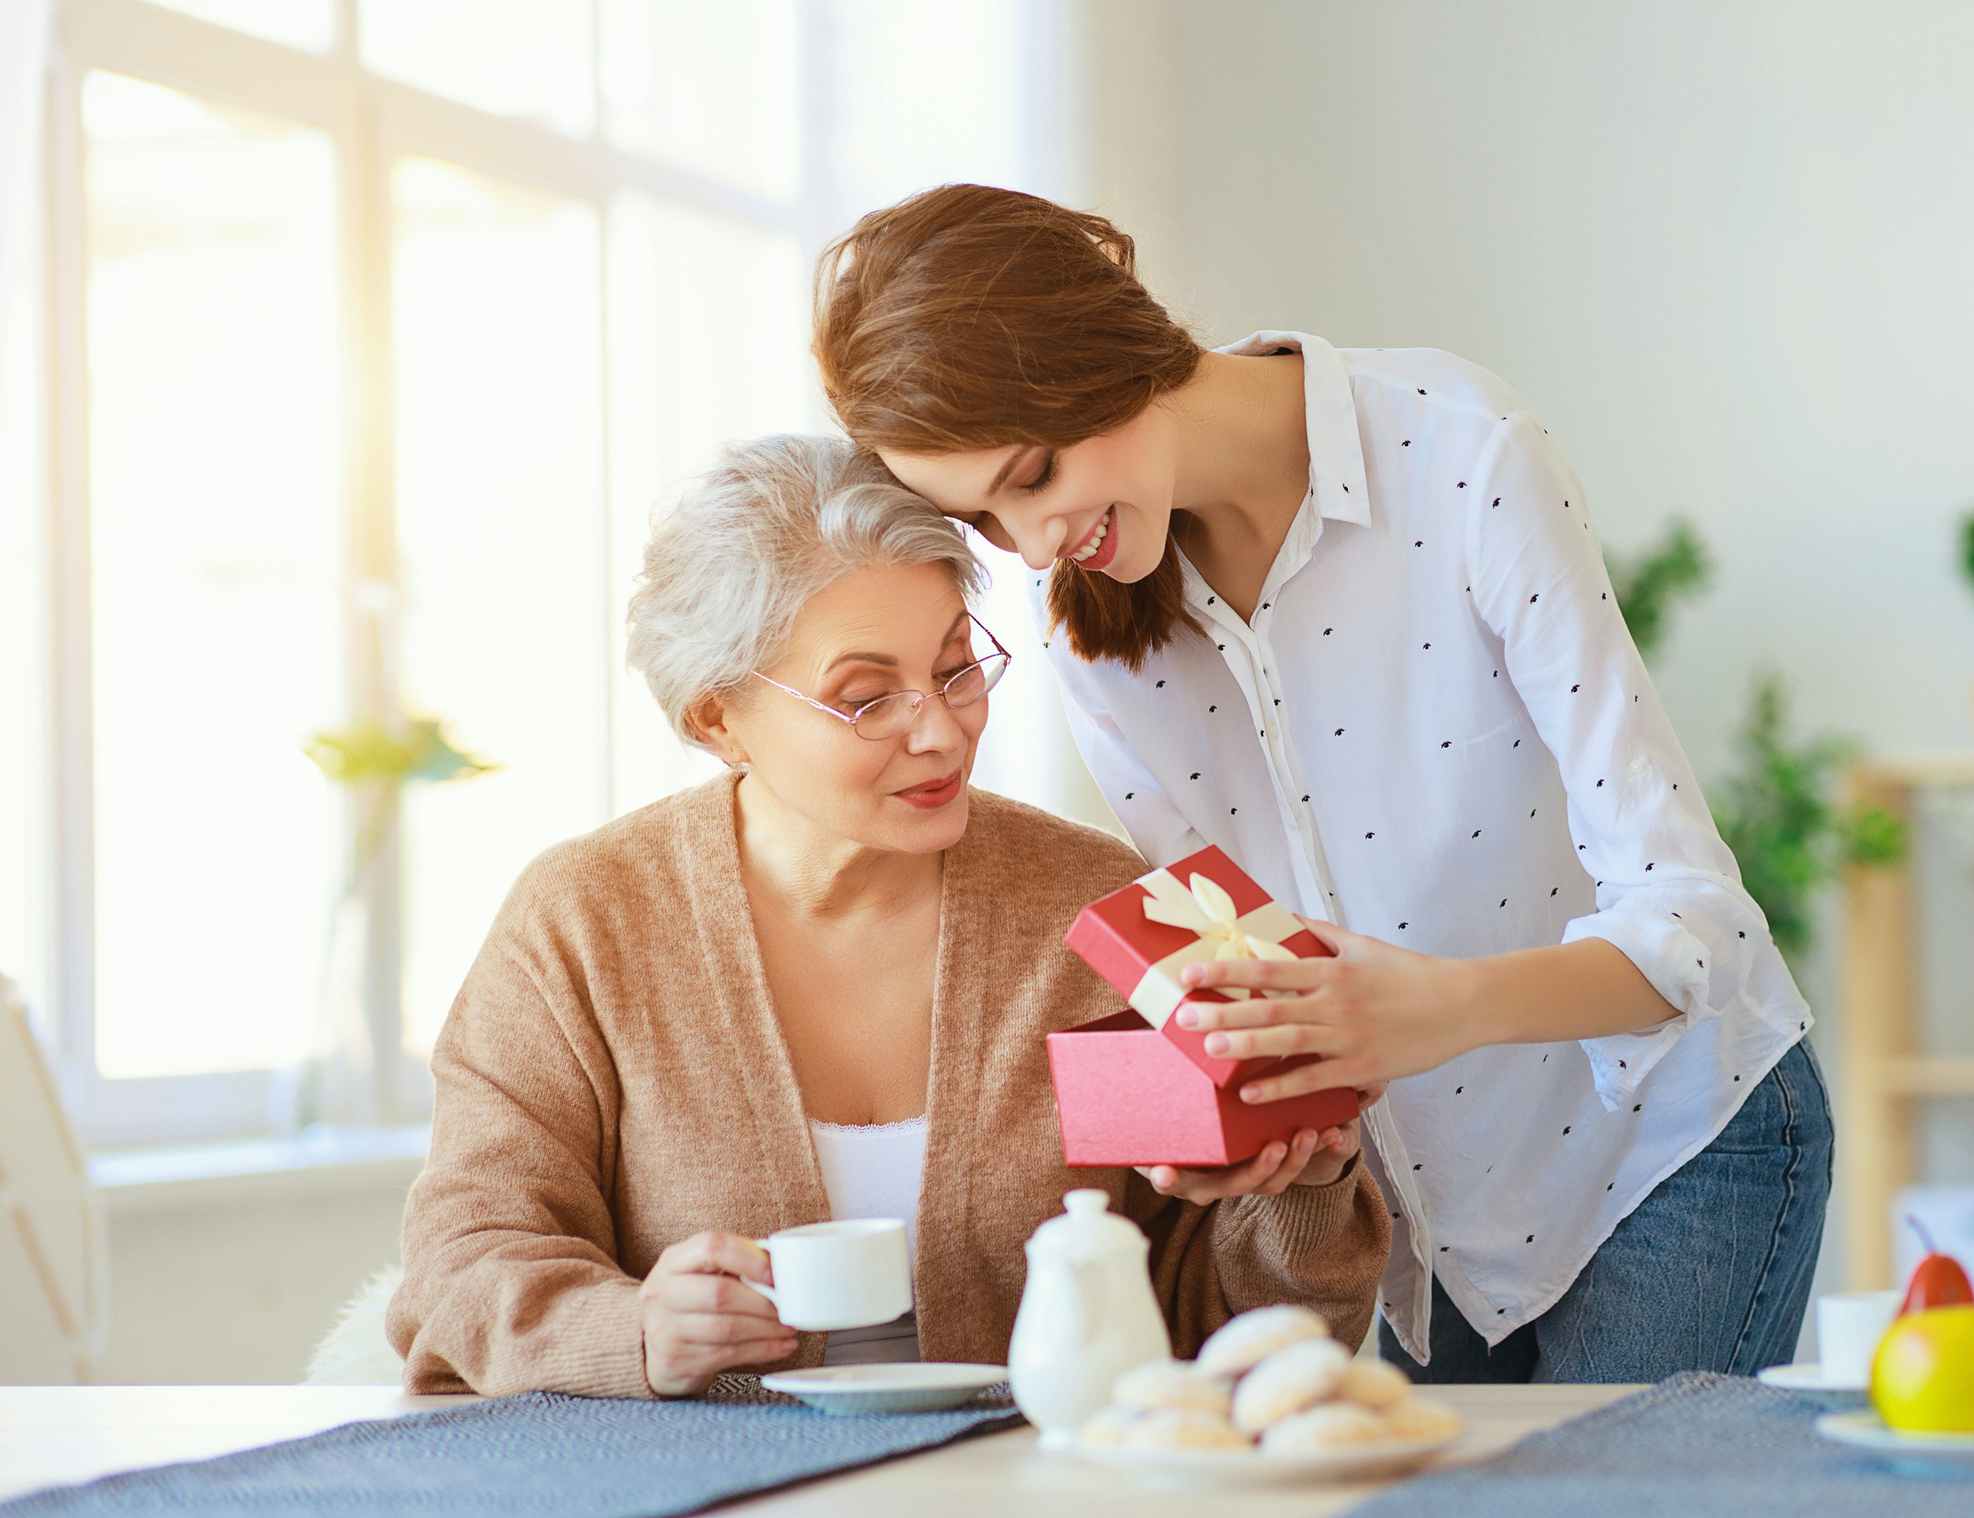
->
[1,1375,1021,1516]
[1347,1372,1971,1518]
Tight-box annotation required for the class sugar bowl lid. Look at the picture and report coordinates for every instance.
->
[1025,1187,1147,1262]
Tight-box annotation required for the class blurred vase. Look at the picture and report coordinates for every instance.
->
[270,785,393,1132]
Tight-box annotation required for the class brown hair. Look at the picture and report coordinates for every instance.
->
[813,183,1205,669]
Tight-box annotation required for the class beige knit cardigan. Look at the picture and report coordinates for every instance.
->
[387,775,1390,1396]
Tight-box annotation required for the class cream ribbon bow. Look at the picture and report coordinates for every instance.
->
[1139,870,1298,1003]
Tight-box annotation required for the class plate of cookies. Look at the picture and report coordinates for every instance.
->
[1072,1305,1463,1487]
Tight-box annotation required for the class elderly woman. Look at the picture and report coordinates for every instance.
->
[387,436,1390,1398]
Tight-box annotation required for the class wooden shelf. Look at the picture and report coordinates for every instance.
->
[1877,1057,1974,1097]
[1839,756,1974,1288]
[1851,755,1974,789]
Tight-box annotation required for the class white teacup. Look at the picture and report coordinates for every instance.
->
[753,1218,912,1332]
[1817,1289,1900,1384]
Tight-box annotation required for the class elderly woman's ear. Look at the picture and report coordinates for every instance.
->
[685,694,744,769]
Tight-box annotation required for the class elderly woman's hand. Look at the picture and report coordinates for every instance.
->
[1134,1099,1378,1205]
[639,1232,798,1397]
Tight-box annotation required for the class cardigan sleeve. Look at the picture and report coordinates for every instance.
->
[1466,413,1789,1107]
[1127,1154,1392,1356]
[386,871,650,1399]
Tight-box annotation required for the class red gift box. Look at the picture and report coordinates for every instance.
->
[1048,846,1361,1167]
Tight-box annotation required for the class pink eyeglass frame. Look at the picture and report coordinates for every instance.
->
[748,612,1012,740]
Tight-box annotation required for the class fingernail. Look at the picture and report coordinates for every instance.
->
[1242,1087,1264,1103]
[1175,1007,1200,1029]
[1181,965,1205,986]
[1205,1033,1230,1055]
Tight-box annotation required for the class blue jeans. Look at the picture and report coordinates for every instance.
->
[1379,1039,1834,1383]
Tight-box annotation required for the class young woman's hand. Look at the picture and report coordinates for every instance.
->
[1174,919,1479,1101]
[638,1231,798,1397]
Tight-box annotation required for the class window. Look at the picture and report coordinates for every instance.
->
[82,74,343,1086]
[26,0,1079,1149]
[1,95,49,1052]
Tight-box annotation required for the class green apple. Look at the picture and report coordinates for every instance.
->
[1871,1305,1974,1433]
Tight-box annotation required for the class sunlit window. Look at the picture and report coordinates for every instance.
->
[598,0,800,198]
[0,118,47,1029]
[392,160,607,1054]
[32,0,1051,1141]
[361,0,596,137]
[140,0,337,53]
[81,73,343,1079]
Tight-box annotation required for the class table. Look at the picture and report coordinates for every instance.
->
[0,1383,1636,1515]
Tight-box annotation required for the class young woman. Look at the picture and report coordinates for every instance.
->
[809,185,1832,1383]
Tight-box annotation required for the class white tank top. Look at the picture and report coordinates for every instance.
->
[808,1116,927,1366]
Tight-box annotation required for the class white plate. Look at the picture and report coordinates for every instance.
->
[1070,1429,1462,1488]
[761,1363,1007,1415]
[1757,1362,1868,1400]
[1815,1410,1974,1474]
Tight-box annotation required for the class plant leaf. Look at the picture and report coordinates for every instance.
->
[303,717,496,788]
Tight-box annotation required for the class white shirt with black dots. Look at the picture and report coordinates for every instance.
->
[1028,330,1812,1363]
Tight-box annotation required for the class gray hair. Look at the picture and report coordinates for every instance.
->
[627,434,987,748]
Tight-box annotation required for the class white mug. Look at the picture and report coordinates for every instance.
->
[1817,1289,1900,1384]
[753,1218,912,1332]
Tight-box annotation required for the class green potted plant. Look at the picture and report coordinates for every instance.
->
[1708,676,1905,961]
[1605,524,1904,965]
[1607,519,1709,663]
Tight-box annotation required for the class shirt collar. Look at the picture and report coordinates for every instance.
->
[1212,330,1371,530]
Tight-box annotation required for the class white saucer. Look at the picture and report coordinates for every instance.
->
[761,1363,1007,1415]
[1815,1409,1974,1474]
[1756,1362,1868,1399]
[1071,1428,1462,1488]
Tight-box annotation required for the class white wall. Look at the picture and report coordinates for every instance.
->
[97,1179,408,1384]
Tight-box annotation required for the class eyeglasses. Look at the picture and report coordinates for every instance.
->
[751,614,1012,741]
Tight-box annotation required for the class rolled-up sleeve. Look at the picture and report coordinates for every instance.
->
[1467,413,1779,1107]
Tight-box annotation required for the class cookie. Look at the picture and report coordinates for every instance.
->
[1112,1359,1234,1416]
[1382,1396,1464,1443]
[1118,1407,1252,1452]
[1196,1304,1332,1379]
[1231,1336,1352,1433]
[1259,1402,1388,1453]
[1336,1359,1413,1411]
[1079,1405,1145,1448]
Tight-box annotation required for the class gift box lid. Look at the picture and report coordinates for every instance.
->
[1063,844,1332,1089]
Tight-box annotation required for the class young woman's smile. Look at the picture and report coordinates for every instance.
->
[1065,504,1120,571]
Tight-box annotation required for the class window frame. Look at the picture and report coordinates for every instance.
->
[37,0,849,1148]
